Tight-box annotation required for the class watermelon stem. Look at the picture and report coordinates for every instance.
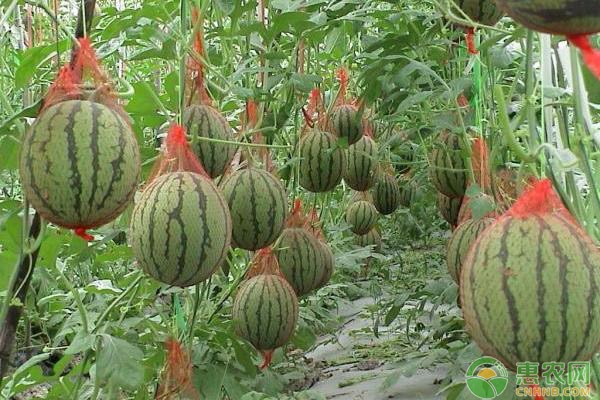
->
[567,34,600,80]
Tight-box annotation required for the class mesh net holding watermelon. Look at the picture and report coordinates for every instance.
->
[156,337,200,400]
[39,37,135,241]
[146,124,209,185]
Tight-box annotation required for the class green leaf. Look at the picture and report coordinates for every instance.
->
[85,280,122,295]
[96,334,144,391]
[65,331,96,355]
[15,40,70,88]
[214,0,235,15]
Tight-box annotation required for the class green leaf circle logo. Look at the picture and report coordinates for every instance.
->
[465,357,509,399]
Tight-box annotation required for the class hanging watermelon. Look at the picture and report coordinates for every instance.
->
[461,179,600,371]
[20,38,140,241]
[330,68,363,145]
[494,0,600,79]
[455,0,504,54]
[183,8,237,178]
[232,248,299,369]
[129,124,232,287]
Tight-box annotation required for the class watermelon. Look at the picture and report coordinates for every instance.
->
[183,104,237,178]
[345,200,378,235]
[314,241,334,289]
[372,172,401,215]
[20,100,140,230]
[355,228,382,253]
[220,167,287,250]
[457,0,504,25]
[129,172,232,287]
[344,135,378,191]
[299,130,345,193]
[275,228,323,296]
[461,180,600,371]
[233,273,299,352]
[493,0,600,35]
[429,131,467,198]
[398,176,420,208]
[438,193,463,227]
[331,104,363,145]
[446,217,495,284]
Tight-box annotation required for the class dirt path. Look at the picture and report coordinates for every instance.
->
[306,297,447,399]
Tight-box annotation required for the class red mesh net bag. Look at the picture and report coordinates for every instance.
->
[470,137,491,192]
[333,67,360,108]
[285,199,309,229]
[507,178,570,220]
[185,8,212,107]
[301,88,328,134]
[568,35,600,80]
[465,27,478,55]
[245,247,286,280]
[304,207,326,242]
[146,124,209,185]
[43,38,126,119]
[156,337,200,400]
[233,99,277,175]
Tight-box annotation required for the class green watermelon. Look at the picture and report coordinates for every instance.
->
[345,200,378,235]
[220,167,287,250]
[437,193,463,227]
[372,173,401,215]
[457,0,504,25]
[344,135,378,191]
[129,172,232,287]
[446,217,495,284]
[20,100,140,229]
[461,180,600,371]
[183,104,237,178]
[314,241,334,289]
[429,131,467,198]
[275,228,323,296]
[493,0,600,35]
[299,130,345,193]
[233,273,299,352]
[355,228,382,253]
[398,175,421,208]
[331,104,363,145]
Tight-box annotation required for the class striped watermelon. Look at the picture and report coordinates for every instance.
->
[331,104,363,145]
[183,105,237,178]
[437,193,463,227]
[429,131,467,198]
[345,200,378,235]
[398,175,420,208]
[344,135,378,191]
[314,241,334,289]
[372,172,401,215]
[493,0,600,35]
[457,0,504,25]
[220,167,287,250]
[129,172,232,287]
[20,100,140,230]
[461,180,600,371]
[355,228,382,253]
[446,217,494,284]
[299,130,345,193]
[275,228,323,296]
[232,273,299,352]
